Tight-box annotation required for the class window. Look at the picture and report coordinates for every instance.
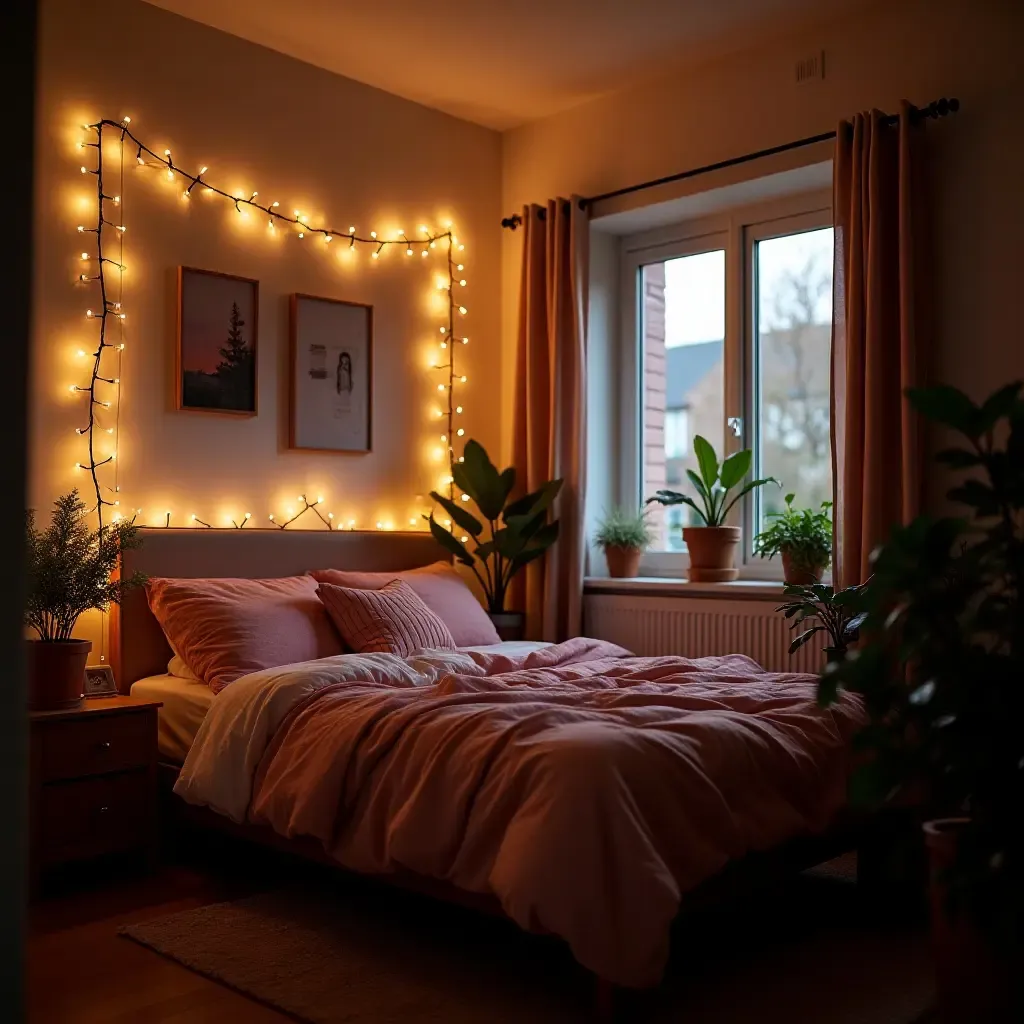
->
[619,191,832,577]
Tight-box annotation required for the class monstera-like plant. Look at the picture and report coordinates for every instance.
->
[427,440,562,636]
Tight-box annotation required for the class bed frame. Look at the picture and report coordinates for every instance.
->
[111,527,899,1019]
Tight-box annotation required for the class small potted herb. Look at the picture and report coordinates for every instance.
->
[647,435,778,582]
[25,490,146,709]
[594,508,652,578]
[427,440,562,641]
[754,494,832,584]
[777,581,867,663]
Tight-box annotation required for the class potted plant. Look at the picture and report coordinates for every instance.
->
[754,494,832,584]
[25,490,146,710]
[776,581,867,663]
[427,440,562,641]
[594,508,652,578]
[818,382,1024,1021]
[646,435,778,582]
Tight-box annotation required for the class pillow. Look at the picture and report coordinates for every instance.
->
[146,575,346,693]
[167,653,201,682]
[309,561,500,647]
[316,579,456,657]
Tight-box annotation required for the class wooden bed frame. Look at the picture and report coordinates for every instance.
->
[113,527,895,1018]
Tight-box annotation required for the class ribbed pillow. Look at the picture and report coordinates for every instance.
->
[316,579,456,657]
[309,561,500,647]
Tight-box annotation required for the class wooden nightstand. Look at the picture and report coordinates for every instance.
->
[29,695,162,890]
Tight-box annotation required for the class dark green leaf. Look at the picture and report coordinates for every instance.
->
[906,385,981,437]
[935,448,983,469]
[428,490,483,537]
[505,479,563,521]
[719,449,752,490]
[427,516,474,566]
[685,469,710,504]
[693,435,719,490]
[459,439,507,520]
[720,477,780,520]
[788,626,823,654]
[977,381,1022,431]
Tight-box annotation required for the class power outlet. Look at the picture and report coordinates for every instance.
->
[795,50,825,84]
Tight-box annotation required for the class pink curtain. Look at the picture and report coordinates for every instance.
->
[831,102,927,589]
[511,198,589,641]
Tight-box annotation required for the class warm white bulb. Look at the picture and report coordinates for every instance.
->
[78,225,85,233]
[81,252,88,260]
[460,375,467,383]
[200,166,208,174]
[456,406,463,413]
[440,327,446,334]
[457,428,465,436]
[461,494,470,502]
[349,226,355,233]
[317,495,324,503]
[325,235,332,242]
[457,265,464,272]
[244,512,251,519]
[440,341,447,349]
[410,518,417,526]
[458,306,467,315]
[122,115,131,124]
[437,384,445,391]
[370,231,377,239]
[459,280,467,287]
[371,251,379,259]
[80,166,88,174]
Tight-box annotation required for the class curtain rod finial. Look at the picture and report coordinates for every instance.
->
[501,214,522,231]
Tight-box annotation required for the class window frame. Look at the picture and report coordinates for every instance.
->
[616,189,832,580]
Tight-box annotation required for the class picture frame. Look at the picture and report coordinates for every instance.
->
[289,293,373,453]
[84,665,117,698]
[176,266,259,416]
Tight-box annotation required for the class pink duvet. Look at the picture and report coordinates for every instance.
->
[237,638,864,987]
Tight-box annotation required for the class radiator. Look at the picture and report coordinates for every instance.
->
[583,593,823,674]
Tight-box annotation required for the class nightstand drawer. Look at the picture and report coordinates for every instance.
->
[38,772,151,863]
[38,711,154,781]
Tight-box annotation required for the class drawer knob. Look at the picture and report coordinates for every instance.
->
[98,741,111,750]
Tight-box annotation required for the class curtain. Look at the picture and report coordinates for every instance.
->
[831,101,927,589]
[511,198,589,641]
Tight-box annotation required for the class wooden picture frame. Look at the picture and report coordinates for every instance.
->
[176,266,259,416]
[289,293,373,453]
[83,665,117,698]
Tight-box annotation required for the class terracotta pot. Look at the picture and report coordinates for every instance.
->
[604,545,643,579]
[683,526,740,583]
[26,638,90,711]
[781,550,827,585]
[489,611,525,643]
[923,819,1021,1022]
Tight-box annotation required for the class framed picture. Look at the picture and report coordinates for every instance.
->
[84,665,117,698]
[289,294,373,453]
[176,266,259,415]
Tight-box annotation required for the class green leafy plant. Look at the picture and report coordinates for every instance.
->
[594,508,652,552]
[426,440,562,614]
[754,494,832,570]
[646,435,778,526]
[777,581,868,656]
[818,381,1024,947]
[25,490,146,641]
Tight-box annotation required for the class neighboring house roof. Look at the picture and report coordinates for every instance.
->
[665,340,722,410]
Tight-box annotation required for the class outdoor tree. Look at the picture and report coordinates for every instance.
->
[215,302,254,408]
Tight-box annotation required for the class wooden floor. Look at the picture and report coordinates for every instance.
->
[28,848,296,1023]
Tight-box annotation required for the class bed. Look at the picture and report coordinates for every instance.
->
[111,527,876,1000]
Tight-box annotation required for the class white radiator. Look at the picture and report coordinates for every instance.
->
[583,593,823,674]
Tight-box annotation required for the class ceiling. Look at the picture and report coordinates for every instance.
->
[145,0,868,130]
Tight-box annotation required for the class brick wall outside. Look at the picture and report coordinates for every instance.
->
[642,263,668,549]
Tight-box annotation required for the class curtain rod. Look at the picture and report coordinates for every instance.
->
[500,96,959,230]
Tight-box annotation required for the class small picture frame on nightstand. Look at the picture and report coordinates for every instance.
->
[83,665,117,697]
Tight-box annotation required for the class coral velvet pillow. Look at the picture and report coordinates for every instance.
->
[145,575,346,694]
[316,579,456,657]
[309,561,499,647]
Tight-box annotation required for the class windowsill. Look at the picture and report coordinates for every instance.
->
[584,576,785,600]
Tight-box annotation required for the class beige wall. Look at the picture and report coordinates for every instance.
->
[500,0,1024,484]
[32,0,501,653]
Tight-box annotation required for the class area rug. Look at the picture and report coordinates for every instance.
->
[121,855,935,1023]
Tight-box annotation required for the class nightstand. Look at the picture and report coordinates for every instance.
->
[29,695,162,891]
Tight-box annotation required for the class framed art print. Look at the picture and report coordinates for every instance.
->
[176,266,259,415]
[289,294,373,453]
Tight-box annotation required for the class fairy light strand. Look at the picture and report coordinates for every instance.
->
[72,116,468,531]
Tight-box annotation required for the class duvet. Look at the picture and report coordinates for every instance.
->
[176,637,864,987]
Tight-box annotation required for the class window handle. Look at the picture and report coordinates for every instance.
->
[727,416,743,438]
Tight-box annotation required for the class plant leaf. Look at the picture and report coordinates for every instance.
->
[427,515,474,566]
[906,385,982,437]
[458,439,507,520]
[693,435,719,491]
[428,491,483,537]
[721,476,780,520]
[788,626,823,654]
[719,449,752,490]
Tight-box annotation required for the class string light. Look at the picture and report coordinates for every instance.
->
[71,116,470,528]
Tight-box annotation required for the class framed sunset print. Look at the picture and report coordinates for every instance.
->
[289,294,373,453]
[176,266,258,415]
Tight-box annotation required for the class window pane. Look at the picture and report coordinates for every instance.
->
[755,227,833,534]
[642,250,725,551]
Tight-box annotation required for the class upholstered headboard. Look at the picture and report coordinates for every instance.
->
[111,527,450,692]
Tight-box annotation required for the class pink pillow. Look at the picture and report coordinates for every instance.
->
[309,561,499,647]
[146,576,346,693]
[316,579,456,657]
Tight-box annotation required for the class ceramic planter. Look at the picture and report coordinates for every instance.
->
[781,550,827,585]
[604,545,643,579]
[488,611,525,643]
[683,526,740,582]
[923,818,1021,1022]
[26,638,91,710]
